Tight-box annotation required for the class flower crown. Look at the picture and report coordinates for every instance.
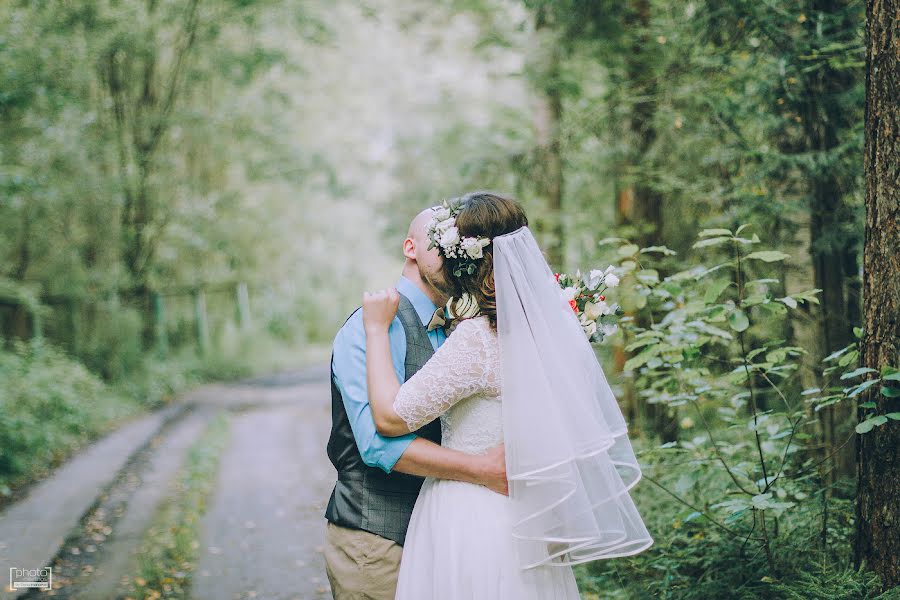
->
[425,197,492,277]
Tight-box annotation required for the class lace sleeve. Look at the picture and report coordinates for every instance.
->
[393,317,498,432]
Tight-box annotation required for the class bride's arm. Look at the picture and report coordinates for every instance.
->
[363,287,416,436]
[363,287,488,438]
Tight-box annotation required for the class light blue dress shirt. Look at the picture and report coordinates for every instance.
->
[331,276,448,473]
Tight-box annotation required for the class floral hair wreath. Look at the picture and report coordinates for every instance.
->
[425,196,492,277]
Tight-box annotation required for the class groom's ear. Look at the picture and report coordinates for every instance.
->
[402,236,416,260]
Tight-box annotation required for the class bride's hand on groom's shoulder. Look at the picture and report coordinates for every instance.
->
[362,287,400,334]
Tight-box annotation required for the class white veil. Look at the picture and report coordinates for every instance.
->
[493,225,654,569]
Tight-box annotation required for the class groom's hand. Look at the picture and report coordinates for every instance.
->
[478,443,509,496]
[363,287,400,333]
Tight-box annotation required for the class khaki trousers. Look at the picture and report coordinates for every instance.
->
[324,522,404,600]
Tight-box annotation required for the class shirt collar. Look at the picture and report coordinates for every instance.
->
[395,275,439,327]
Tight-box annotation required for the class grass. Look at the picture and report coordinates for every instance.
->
[571,437,897,600]
[122,412,231,599]
[0,339,144,500]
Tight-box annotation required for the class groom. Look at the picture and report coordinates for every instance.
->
[324,208,508,600]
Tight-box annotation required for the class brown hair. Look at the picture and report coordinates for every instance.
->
[441,191,528,331]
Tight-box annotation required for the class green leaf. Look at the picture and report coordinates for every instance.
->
[882,370,900,382]
[838,351,858,367]
[848,379,879,398]
[617,244,640,256]
[674,472,698,494]
[704,279,731,304]
[859,401,877,409]
[881,386,900,398]
[747,278,780,285]
[744,293,770,306]
[733,236,757,245]
[624,345,661,372]
[840,367,879,380]
[694,322,733,340]
[693,236,732,248]
[751,493,773,508]
[745,251,791,262]
[598,237,627,246]
[757,302,788,316]
[639,245,677,256]
[856,418,878,434]
[728,309,749,332]
[824,346,852,362]
[766,348,788,363]
[747,347,768,361]
[777,296,797,309]
[853,327,864,339]
[856,415,893,433]
[625,337,658,352]
[794,289,822,305]
[698,228,733,238]
[886,413,900,421]
[635,269,660,285]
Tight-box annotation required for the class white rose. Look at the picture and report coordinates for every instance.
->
[433,207,451,221]
[585,300,612,320]
[562,286,578,302]
[439,226,460,249]
[447,292,480,319]
[460,236,490,259]
[582,320,598,338]
[459,237,480,258]
[436,217,456,232]
[601,323,618,336]
[605,273,620,288]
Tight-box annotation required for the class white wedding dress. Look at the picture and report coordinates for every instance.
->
[392,315,581,600]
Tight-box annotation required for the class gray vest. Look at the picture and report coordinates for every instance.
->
[324,294,441,545]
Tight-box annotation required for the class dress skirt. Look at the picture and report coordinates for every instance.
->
[395,477,582,600]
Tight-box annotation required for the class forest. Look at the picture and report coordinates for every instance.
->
[1,0,897,598]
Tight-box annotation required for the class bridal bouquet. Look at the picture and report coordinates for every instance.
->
[556,266,623,344]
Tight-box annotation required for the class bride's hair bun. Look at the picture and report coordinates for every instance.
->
[440,192,528,330]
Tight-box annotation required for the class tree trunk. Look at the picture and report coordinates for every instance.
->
[801,0,861,481]
[616,0,676,442]
[855,0,900,589]
[530,6,565,269]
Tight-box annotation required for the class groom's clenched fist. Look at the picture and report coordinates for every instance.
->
[363,287,401,333]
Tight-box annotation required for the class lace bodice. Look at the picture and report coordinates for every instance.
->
[393,315,502,454]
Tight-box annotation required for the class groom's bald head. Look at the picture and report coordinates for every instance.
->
[407,208,435,239]
[401,207,450,299]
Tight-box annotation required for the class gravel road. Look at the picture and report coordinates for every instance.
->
[191,375,335,600]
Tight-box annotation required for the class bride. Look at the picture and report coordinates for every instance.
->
[361,192,653,599]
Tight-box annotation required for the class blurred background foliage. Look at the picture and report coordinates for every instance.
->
[2,0,894,597]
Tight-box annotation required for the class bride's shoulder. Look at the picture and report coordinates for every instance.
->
[450,315,495,339]
[443,315,499,365]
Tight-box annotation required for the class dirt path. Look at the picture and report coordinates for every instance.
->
[1,366,336,600]
[191,374,335,600]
